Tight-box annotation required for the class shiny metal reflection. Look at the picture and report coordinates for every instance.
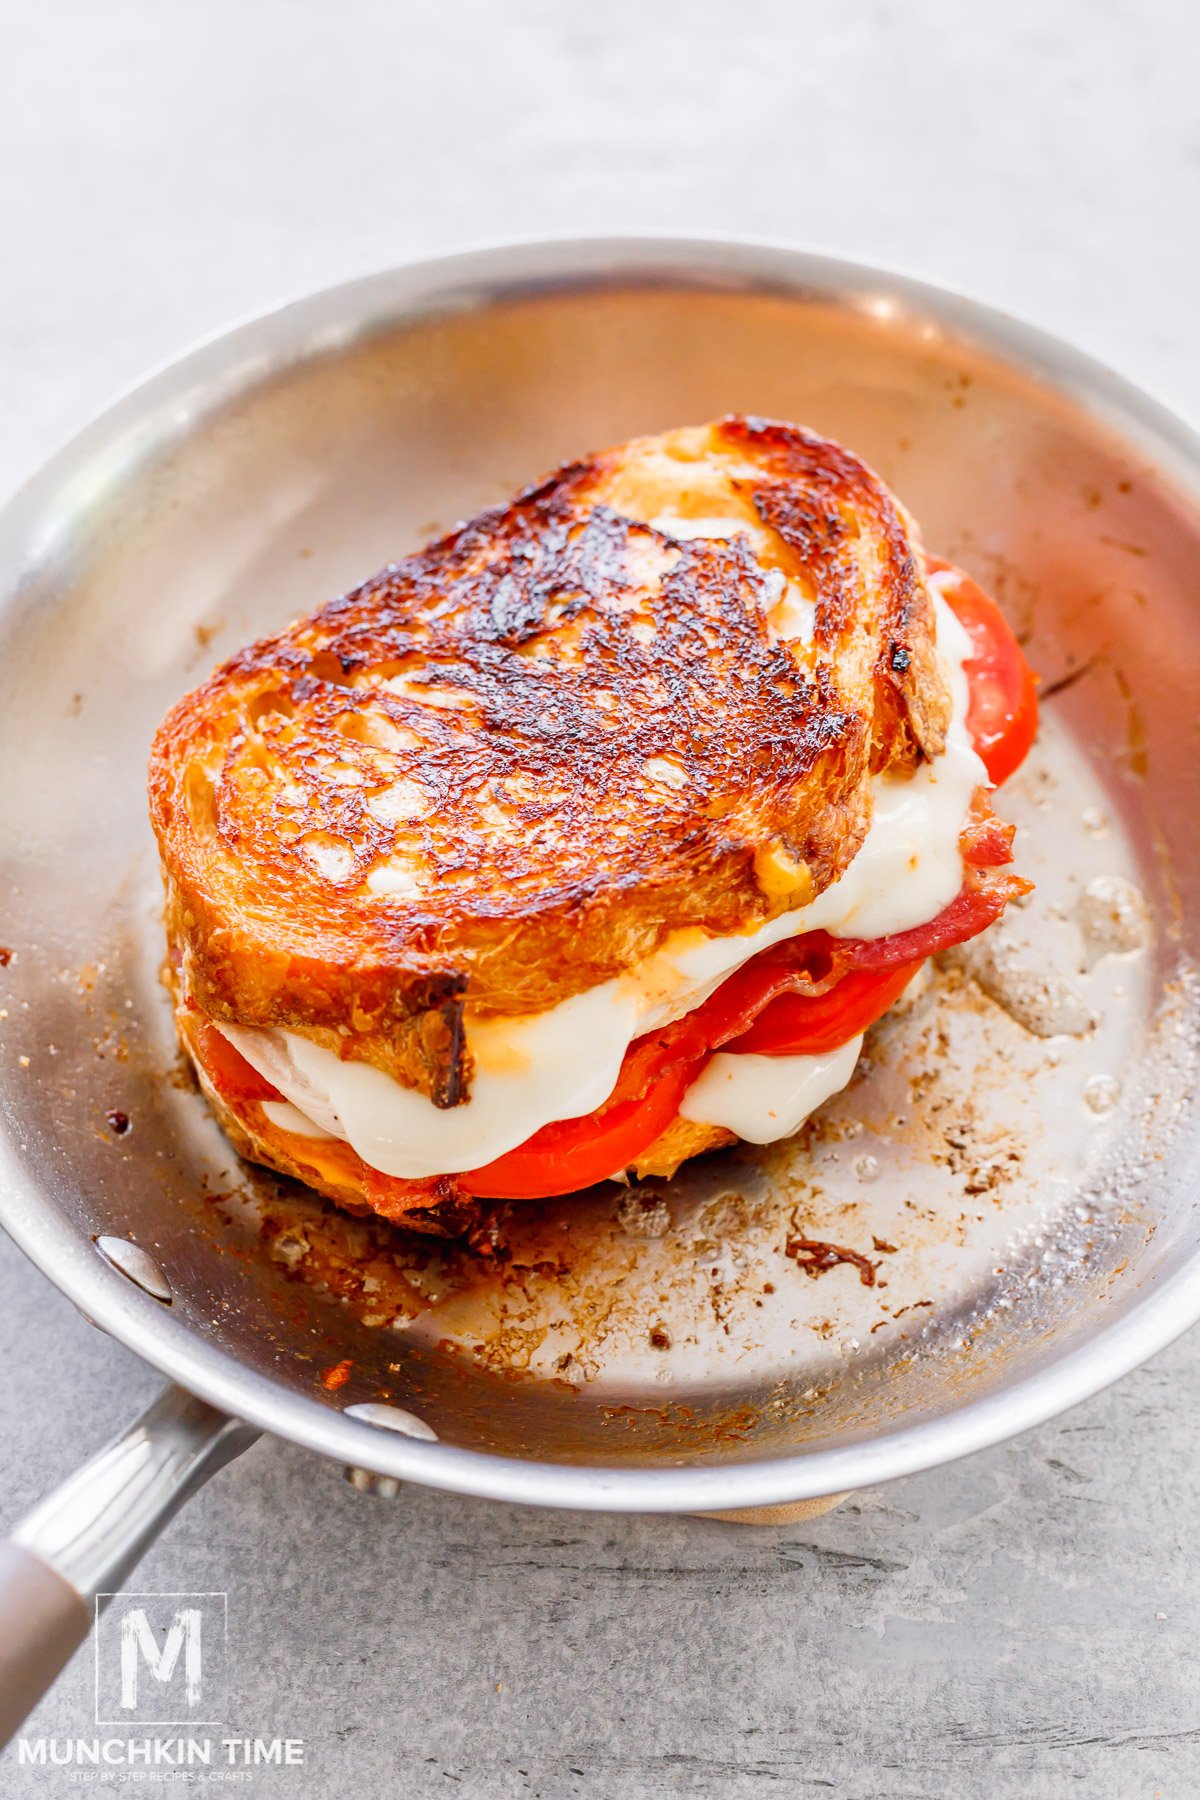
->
[95,1237,173,1306]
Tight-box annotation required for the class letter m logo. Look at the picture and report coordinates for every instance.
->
[120,1606,202,1709]
[95,1592,228,1725]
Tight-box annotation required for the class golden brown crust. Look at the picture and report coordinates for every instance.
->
[150,417,948,1101]
[629,1115,737,1181]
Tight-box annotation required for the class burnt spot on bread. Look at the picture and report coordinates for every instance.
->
[415,988,471,1110]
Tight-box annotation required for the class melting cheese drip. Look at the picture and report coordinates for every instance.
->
[220,588,986,1178]
[678,1036,865,1142]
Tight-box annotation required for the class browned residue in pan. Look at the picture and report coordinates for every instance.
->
[785,1236,877,1285]
[319,1358,354,1392]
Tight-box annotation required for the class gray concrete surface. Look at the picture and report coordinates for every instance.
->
[2,2,1199,1794]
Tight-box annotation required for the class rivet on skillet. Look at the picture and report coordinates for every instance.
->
[344,1401,439,1442]
[94,1235,173,1304]
[342,1403,439,1495]
[343,1467,403,1498]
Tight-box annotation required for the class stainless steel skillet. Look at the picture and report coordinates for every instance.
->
[2,236,1200,1738]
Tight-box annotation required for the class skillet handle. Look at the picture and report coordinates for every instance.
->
[0,1384,257,1747]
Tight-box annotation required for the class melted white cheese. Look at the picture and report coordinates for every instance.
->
[220,592,986,1178]
[223,985,641,1178]
[679,1036,864,1142]
[260,1098,335,1140]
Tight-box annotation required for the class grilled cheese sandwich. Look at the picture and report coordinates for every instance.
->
[149,416,1032,1231]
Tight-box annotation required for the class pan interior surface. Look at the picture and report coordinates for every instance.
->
[1,242,1199,1499]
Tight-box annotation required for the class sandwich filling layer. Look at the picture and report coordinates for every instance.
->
[215,590,986,1178]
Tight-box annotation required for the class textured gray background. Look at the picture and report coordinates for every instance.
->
[2,2,1200,1795]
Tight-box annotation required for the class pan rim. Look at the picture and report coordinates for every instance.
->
[3,230,1200,1512]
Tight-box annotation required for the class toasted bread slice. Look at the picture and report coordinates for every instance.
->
[628,1115,737,1181]
[150,415,949,1112]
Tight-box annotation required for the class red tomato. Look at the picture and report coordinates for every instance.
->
[719,959,923,1056]
[461,1020,710,1200]
[929,557,1039,787]
[193,1020,281,1102]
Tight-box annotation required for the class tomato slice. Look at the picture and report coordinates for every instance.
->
[929,557,1038,787]
[720,958,923,1056]
[461,1020,710,1200]
[193,1019,281,1103]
